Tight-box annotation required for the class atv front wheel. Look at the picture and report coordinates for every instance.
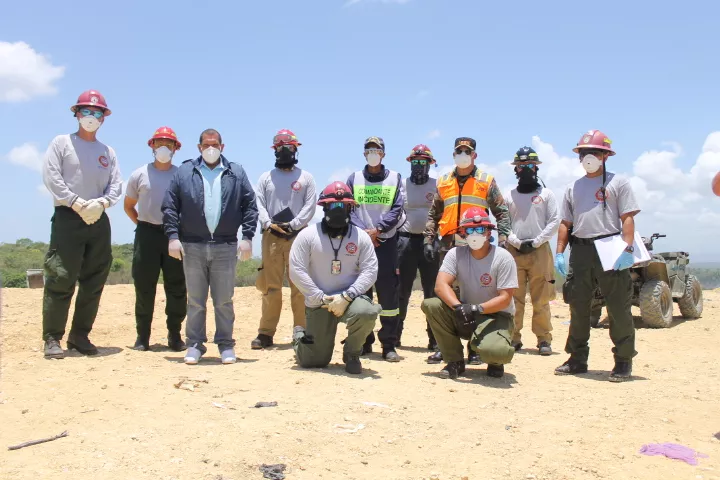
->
[639,280,674,328]
[678,274,703,318]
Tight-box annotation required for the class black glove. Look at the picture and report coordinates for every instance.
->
[424,242,437,262]
[519,240,536,254]
[452,303,483,335]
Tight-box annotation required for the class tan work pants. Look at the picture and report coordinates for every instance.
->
[508,242,555,345]
[256,232,306,336]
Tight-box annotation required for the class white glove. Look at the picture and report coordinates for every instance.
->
[507,233,523,249]
[322,295,335,305]
[237,239,252,261]
[168,239,184,260]
[82,199,105,225]
[71,197,87,214]
[325,293,351,317]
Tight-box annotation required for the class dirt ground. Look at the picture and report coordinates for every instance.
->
[1,285,719,480]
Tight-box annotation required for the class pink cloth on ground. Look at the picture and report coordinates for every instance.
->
[639,443,708,465]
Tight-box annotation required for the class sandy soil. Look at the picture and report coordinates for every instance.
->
[1,284,719,480]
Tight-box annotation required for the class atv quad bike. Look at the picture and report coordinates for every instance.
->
[563,233,703,328]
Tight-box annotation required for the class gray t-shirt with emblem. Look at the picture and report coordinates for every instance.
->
[560,172,640,238]
[439,245,518,315]
[125,163,178,225]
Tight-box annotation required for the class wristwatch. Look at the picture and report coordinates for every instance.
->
[624,245,634,253]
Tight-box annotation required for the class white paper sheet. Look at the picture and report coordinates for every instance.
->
[593,232,651,271]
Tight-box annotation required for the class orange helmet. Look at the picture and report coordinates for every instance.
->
[317,181,357,206]
[272,129,301,149]
[406,144,436,163]
[148,126,181,149]
[572,130,615,156]
[71,90,111,116]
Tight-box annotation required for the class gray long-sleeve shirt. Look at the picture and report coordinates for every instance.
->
[255,167,317,231]
[289,224,378,307]
[42,134,123,208]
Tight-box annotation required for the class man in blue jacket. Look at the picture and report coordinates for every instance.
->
[162,129,258,365]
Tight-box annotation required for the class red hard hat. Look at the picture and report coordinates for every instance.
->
[272,129,302,149]
[406,144,436,163]
[148,126,182,149]
[572,130,615,156]
[317,181,357,206]
[459,207,495,229]
[71,90,111,116]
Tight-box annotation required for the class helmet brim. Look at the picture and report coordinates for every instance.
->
[511,160,542,165]
[572,145,615,156]
[148,136,182,149]
[71,104,111,116]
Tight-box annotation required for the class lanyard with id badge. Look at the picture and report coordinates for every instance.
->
[328,233,346,275]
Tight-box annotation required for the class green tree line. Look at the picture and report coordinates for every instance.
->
[2,238,720,290]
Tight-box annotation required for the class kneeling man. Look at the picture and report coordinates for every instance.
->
[421,207,518,379]
[289,181,381,374]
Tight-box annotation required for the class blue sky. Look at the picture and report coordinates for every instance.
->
[1,0,719,261]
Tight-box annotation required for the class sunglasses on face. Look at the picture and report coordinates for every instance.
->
[328,201,346,210]
[80,108,104,119]
[411,159,428,166]
[455,148,472,155]
[517,164,535,169]
[463,227,488,235]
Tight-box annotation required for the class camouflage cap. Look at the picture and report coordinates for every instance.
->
[364,136,385,151]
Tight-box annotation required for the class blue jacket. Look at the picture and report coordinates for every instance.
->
[162,156,258,243]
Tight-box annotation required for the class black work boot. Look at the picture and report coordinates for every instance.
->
[467,344,481,365]
[361,343,373,356]
[44,338,65,359]
[342,353,362,374]
[67,333,98,356]
[133,335,150,351]
[167,331,186,352]
[538,341,552,356]
[250,334,273,350]
[609,361,632,382]
[554,357,588,375]
[439,361,465,379]
[382,346,400,362]
[427,349,443,364]
[487,364,504,378]
[512,340,523,351]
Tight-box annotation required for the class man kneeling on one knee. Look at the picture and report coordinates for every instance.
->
[289,181,382,374]
[422,207,518,379]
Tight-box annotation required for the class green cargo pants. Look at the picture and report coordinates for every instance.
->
[421,297,515,365]
[565,242,637,362]
[132,222,187,338]
[293,295,380,368]
[42,207,112,340]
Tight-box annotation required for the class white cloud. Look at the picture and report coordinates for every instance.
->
[0,41,65,102]
[4,143,43,172]
[344,0,412,5]
[427,129,441,140]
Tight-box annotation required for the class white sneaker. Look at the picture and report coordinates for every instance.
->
[184,346,203,365]
[221,348,236,364]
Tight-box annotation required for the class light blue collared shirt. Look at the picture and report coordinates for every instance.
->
[199,162,225,235]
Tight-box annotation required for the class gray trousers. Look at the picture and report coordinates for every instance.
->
[182,242,238,353]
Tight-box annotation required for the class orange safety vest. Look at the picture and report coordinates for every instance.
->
[437,170,493,237]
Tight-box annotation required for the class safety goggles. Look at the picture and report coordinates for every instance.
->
[327,201,346,210]
[79,108,104,119]
[410,159,429,166]
[516,164,535,169]
[364,148,383,155]
[463,226,488,235]
[273,133,297,145]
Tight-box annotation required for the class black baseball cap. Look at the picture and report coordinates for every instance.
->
[454,137,476,151]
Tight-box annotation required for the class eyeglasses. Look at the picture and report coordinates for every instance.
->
[463,226,487,235]
[365,148,383,155]
[327,201,346,209]
[410,159,428,166]
[79,108,104,119]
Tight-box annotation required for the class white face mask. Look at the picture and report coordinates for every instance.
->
[466,233,487,250]
[581,154,602,173]
[454,152,472,169]
[154,146,173,163]
[366,153,382,167]
[202,147,221,164]
[78,116,101,133]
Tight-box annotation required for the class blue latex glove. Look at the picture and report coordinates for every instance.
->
[613,250,635,270]
[554,253,567,276]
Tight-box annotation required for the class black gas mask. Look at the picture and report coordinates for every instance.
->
[275,146,297,168]
[323,202,351,231]
[515,165,540,193]
[410,160,431,185]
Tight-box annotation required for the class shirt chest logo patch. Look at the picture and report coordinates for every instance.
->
[291,181,302,192]
[480,273,493,286]
[98,155,109,168]
[425,192,434,203]
[345,242,358,254]
[595,188,607,202]
[531,195,543,204]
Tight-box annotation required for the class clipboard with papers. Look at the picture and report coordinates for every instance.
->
[593,232,651,271]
